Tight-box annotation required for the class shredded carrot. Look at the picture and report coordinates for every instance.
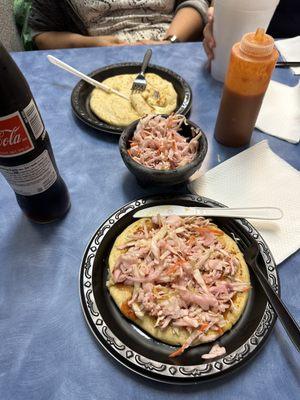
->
[195,227,223,236]
[169,323,209,358]
[164,265,178,275]
[120,301,136,320]
[198,323,209,333]
[169,345,186,358]
[187,235,196,246]
[164,259,185,275]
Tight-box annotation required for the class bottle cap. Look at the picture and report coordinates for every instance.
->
[240,28,275,57]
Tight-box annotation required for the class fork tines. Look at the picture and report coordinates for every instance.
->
[224,220,262,265]
[131,75,147,93]
[223,220,256,250]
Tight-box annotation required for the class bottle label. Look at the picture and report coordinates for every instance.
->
[0,150,57,196]
[22,99,44,140]
[0,99,44,157]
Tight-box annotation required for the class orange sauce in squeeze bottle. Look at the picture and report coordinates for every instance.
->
[214,28,278,147]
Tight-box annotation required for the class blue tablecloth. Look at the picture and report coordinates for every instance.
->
[0,43,299,399]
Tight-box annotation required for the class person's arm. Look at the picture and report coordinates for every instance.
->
[165,7,203,41]
[34,32,125,50]
[164,0,209,41]
[29,0,125,49]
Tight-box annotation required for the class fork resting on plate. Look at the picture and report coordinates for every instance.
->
[224,220,300,352]
[131,49,153,93]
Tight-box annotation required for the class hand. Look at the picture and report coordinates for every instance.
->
[133,39,170,46]
[203,7,215,67]
[93,35,128,47]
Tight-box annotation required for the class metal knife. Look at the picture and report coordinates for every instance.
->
[276,61,300,68]
[133,205,283,220]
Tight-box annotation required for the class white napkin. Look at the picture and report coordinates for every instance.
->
[276,36,300,75]
[189,141,300,265]
[255,80,300,144]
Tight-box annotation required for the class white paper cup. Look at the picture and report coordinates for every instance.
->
[211,0,280,82]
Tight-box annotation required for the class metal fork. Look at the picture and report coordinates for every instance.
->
[131,49,153,93]
[225,220,300,352]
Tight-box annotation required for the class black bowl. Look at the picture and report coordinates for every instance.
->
[119,116,208,186]
[71,62,192,135]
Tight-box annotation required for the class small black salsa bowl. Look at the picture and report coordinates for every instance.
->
[119,116,208,186]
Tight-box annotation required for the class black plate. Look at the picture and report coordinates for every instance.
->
[79,194,279,384]
[71,63,192,134]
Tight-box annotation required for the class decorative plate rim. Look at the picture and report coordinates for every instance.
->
[79,194,279,383]
[71,62,192,135]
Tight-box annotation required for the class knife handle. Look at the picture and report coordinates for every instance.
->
[133,206,283,220]
[198,207,283,220]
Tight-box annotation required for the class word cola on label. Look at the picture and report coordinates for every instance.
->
[0,41,70,223]
[0,126,23,146]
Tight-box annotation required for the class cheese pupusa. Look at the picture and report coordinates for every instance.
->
[107,216,250,356]
[90,73,177,127]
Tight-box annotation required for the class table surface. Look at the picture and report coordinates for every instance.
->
[0,43,299,400]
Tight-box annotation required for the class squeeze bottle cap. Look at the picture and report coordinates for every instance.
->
[240,28,275,57]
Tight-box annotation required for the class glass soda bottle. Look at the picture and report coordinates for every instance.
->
[0,42,70,223]
[214,28,279,147]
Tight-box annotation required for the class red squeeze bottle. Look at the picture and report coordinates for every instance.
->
[214,28,279,147]
[0,42,70,223]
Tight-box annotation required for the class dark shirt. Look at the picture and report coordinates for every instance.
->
[267,0,300,38]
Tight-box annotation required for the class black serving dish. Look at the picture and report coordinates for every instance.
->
[119,116,208,186]
[71,62,192,134]
[79,194,279,384]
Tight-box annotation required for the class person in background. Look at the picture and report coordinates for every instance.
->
[14,0,33,50]
[28,0,209,50]
[203,0,300,64]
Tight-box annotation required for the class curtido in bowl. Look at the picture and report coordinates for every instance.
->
[119,114,208,186]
